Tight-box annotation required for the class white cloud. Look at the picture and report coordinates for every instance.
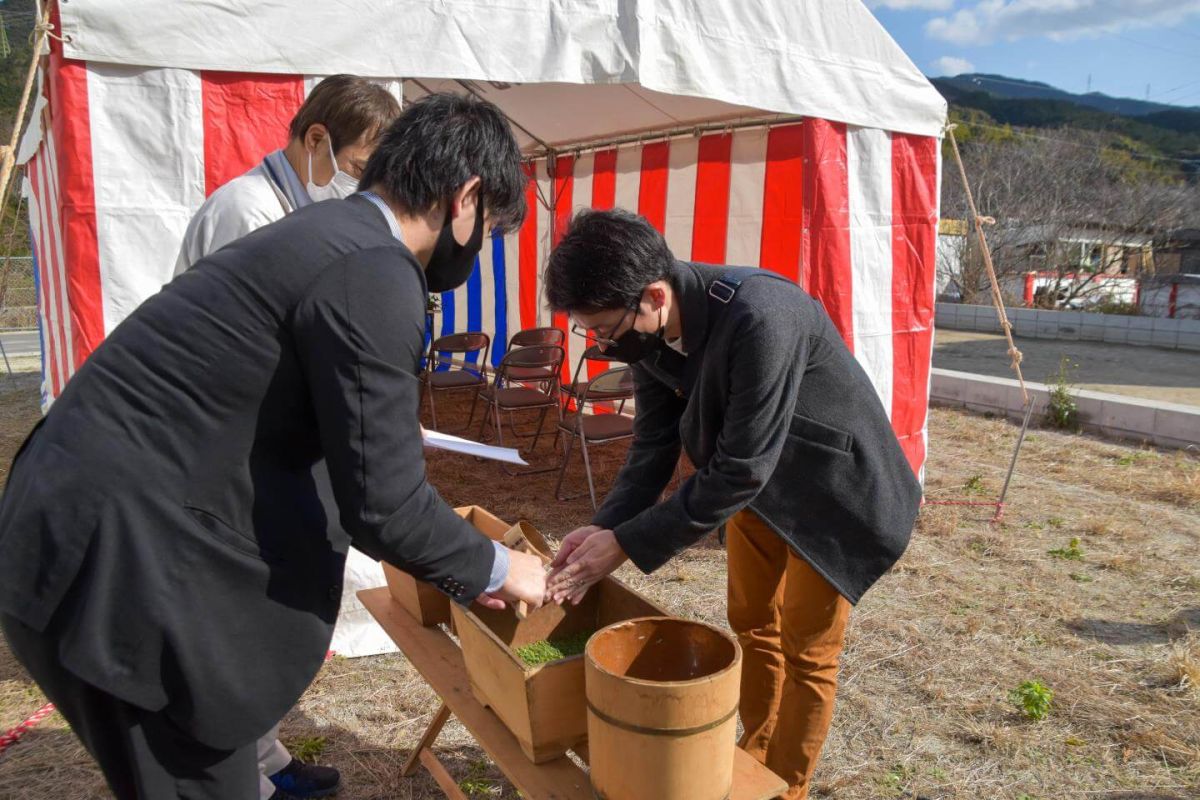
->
[927,0,1200,45]
[930,56,976,75]
[866,0,955,9]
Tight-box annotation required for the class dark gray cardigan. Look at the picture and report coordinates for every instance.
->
[592,261,921,604]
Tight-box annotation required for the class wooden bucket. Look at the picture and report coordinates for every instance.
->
[584,617,742,800]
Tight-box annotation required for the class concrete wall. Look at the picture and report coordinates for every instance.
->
[930,368,1200,450]
[936,302,1200,352]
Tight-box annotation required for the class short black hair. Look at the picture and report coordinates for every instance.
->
[288,75,401,152]
[545,209,676,313]
[360,93,527,233]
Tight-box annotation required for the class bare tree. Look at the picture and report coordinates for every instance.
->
[942,126,1200,309]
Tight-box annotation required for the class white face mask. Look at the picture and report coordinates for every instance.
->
[306,137,358,201]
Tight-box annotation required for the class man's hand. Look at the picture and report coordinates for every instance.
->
[546,528,628,606]
[475,549,547,611]
[549,524,605,572]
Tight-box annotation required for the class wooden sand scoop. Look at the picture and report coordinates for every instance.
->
[500,521,553,620]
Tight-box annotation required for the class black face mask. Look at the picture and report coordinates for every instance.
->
[605,307,665,364]
[425,198,485,293]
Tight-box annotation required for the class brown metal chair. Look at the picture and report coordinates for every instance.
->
[421,332,490,431]
[556,343,623,449]
[476,343,566,474]
[509,326,566,348]
[561,344,619,404]
[554,366,636,509]
[505,326,566,385]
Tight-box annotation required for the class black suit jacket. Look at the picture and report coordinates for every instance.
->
[0,196,495,748]
[592,262,922,604]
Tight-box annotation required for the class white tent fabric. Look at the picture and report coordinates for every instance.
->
[60,0,947,142]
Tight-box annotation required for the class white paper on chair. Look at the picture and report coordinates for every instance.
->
[421,429,529,465]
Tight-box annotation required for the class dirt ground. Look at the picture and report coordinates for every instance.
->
[933,328,1200,407]
[0,376,1198,799]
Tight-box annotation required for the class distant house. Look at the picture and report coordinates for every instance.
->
[1007,223,1154,277]
[1154,229,1200,276]
[937,218,1152,308]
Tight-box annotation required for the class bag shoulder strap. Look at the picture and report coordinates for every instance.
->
[706,268,790,314]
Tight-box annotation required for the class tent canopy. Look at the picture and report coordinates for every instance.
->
[60,0,947,149]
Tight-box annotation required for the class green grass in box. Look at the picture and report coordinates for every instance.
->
[514,630,594,666]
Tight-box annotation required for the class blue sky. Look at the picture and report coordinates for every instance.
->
[867,1,1200,108]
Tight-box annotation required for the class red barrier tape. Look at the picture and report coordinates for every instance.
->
[0,703,56,756]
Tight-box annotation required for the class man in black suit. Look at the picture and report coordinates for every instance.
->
[542,209,921,800]
[0,93,546,799]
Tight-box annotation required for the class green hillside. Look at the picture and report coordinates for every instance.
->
[933,79,1200,178]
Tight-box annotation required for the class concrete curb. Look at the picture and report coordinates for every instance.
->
[936,303,1200,352]
[930,368,1200,451]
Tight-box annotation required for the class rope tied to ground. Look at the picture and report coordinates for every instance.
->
[946,123,1029,407]
[920,123,1037,524]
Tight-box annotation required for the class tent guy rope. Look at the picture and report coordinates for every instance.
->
[925,124,1036,523]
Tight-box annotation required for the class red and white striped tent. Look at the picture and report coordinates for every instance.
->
[21,0,946,476]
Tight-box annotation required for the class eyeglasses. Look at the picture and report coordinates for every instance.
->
[571,304,637,349]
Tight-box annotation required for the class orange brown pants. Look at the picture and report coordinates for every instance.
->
[727,509,851,800]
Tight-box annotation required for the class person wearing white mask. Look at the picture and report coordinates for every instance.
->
[175,74,400,274]
[173,74,401,800]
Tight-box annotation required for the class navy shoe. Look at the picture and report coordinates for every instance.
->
[269,758,341,798]
[268,791,301,800]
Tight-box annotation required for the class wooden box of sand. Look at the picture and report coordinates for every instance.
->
[382,506,550,626]
[450,576,667,763]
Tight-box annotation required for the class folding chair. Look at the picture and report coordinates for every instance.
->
[505,326,565,386]
[421,332,490,431]
[476,344,565,474]
[561,344,620,409]
[555,344,622,450]
[554,366,636,510]
[509,326,565,349]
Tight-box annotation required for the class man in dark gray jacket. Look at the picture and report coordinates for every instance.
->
[0,94,546,800]
[545,209,921,800]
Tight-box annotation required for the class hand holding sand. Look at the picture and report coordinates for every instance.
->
[546,527,628,605]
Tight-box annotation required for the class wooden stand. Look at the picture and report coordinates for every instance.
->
[359,587,788,800]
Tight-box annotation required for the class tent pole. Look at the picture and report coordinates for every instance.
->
[0,7,52,211]
[528,114,806,160]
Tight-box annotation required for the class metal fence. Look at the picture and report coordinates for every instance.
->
[0,256,37,330]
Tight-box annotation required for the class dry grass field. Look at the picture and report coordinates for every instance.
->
[0,376,1197,799]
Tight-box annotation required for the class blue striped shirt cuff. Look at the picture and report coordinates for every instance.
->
[486,540,509,593]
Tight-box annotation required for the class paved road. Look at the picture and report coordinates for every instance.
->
[934,328,1200,407]
[0,329,40,359]
[4,326,1197,406]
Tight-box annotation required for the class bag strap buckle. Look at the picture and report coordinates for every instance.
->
[708,278,739,304]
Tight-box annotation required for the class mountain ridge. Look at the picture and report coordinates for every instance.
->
[933,73,1200,117]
